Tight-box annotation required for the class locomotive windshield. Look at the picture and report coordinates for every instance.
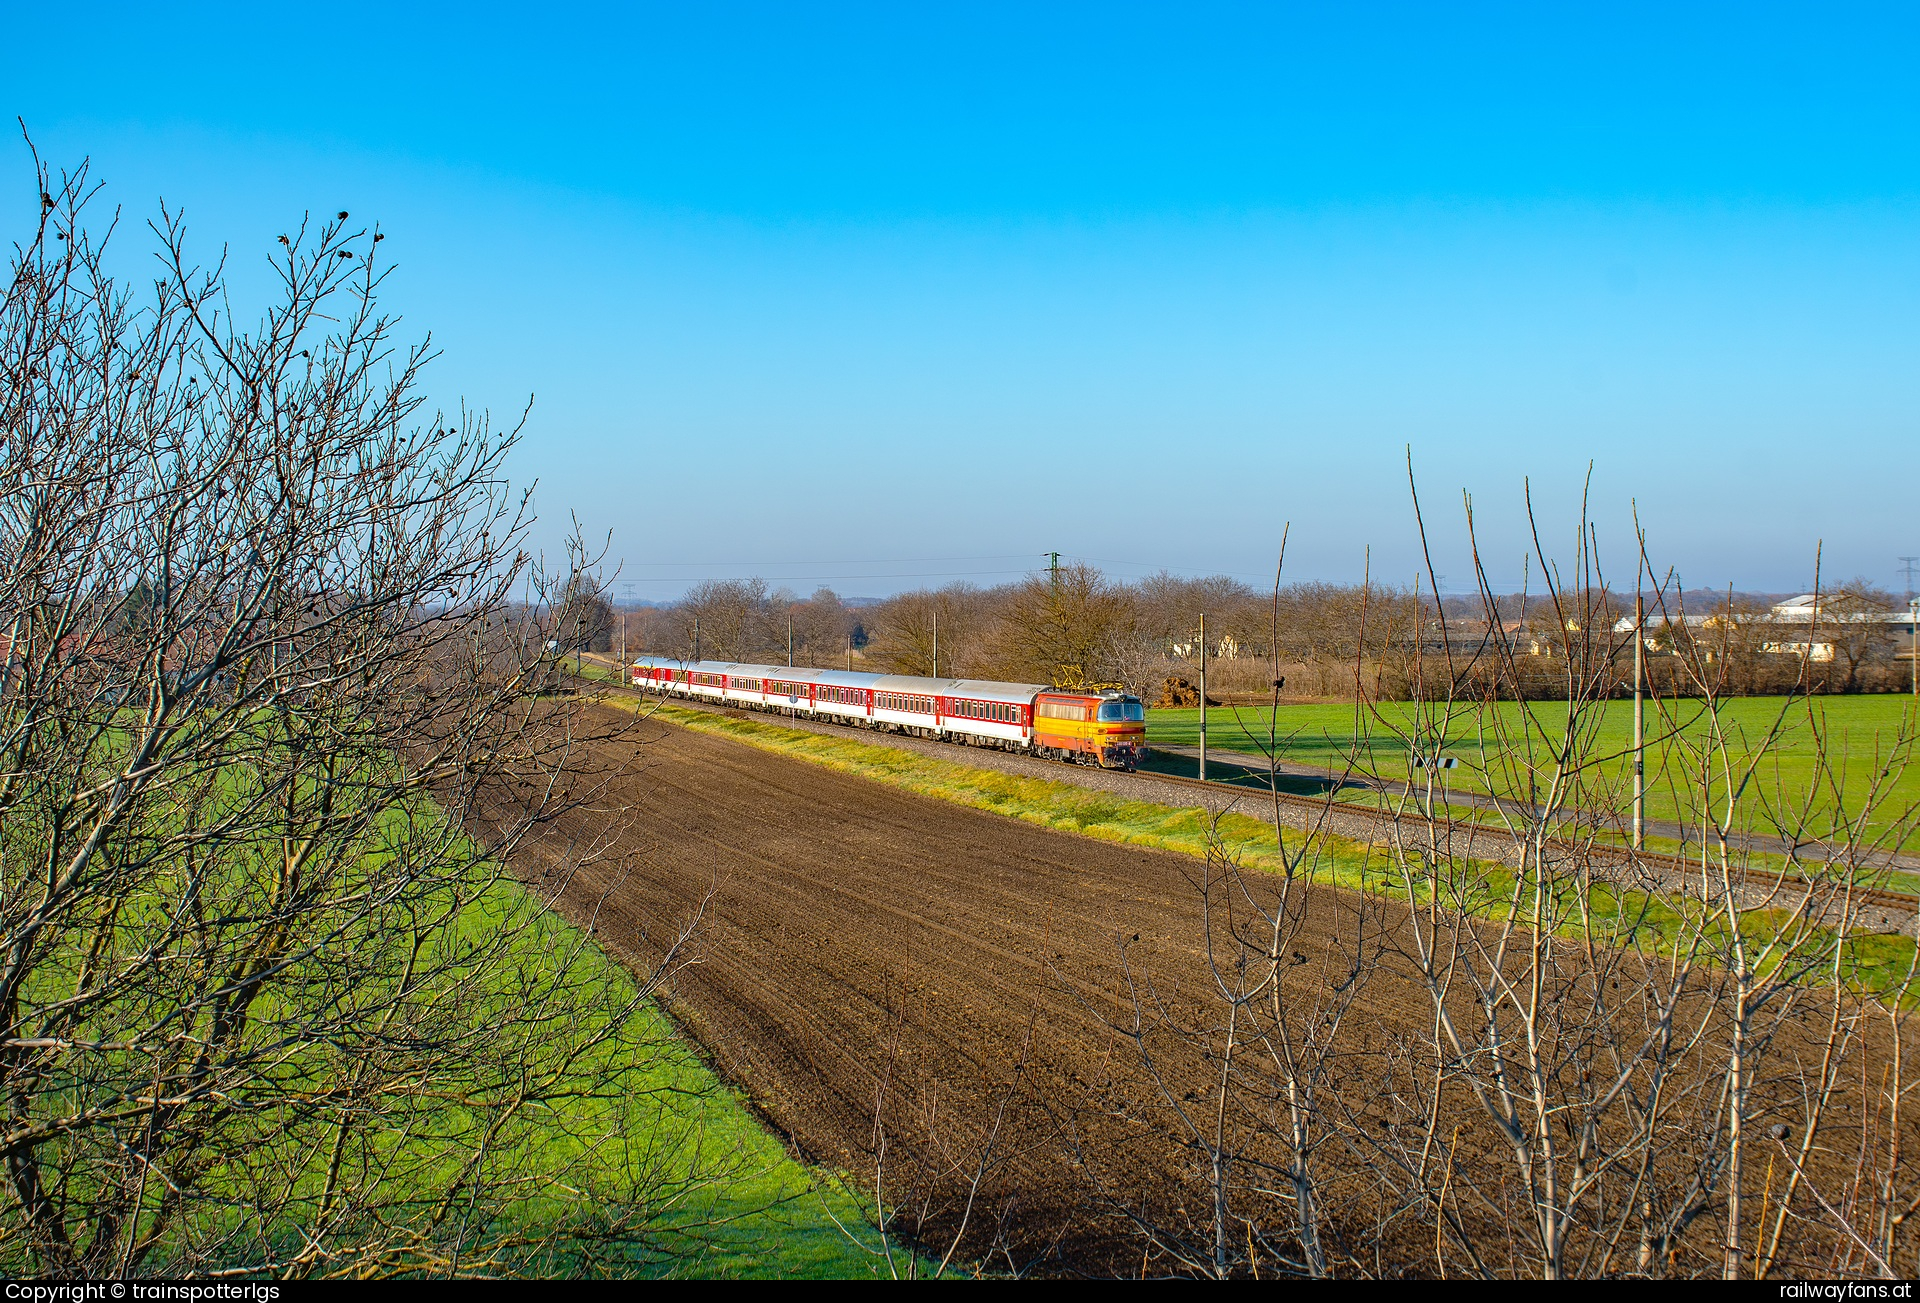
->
[1096,700,1145,722]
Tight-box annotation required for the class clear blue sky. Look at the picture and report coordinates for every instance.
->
[11,2,1918,599]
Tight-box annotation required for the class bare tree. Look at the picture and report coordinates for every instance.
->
[867,584,988,678]
[1820,577,1900,692]
[0,149,722,1276]
[675,576,771,661]
[1134,571,1260,651]
[555,571,616,652]
[788,586,851,667]
[988,564,1135,688]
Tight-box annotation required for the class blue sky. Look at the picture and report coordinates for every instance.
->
[9,2,1918,598]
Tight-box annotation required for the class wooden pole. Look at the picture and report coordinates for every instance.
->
[787,614,793,668]
[848,631,853,672]
[1199,611,1208,783]
[1633,594,1645,851]
[932,609,938,679]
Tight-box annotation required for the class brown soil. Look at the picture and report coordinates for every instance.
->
[496,705,1422,1273]
[500,702,1911,1278]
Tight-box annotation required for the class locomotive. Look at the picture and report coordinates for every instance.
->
[628,656,1149,771]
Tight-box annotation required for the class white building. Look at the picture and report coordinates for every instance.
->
[1608,595,1919,662]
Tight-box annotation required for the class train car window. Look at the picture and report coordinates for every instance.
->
[1096,701,1146,722]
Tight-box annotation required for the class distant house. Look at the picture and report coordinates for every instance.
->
[1604,594,1917,663]
[1168,634,1243,660]
[1760,639,1836,662]
[1609,611,1734,637]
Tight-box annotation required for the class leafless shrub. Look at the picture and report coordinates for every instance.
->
[1089,481,1920,1278]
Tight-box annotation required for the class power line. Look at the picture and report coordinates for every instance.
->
[1071,555,1286,584]
[624,567,1039,583]
[621,554,1037,568]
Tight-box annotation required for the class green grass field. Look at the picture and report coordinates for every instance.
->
[6,717,896,1280]
[1149,695,1920,848]
[465,879,899,1278]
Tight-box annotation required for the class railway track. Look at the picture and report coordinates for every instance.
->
[1146,764,1920,917]
[591,674,1920,919]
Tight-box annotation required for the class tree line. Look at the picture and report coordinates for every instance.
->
[612,568,1912,700]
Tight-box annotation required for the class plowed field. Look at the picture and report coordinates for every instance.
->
[496,705,1440,1273]
[500,703,1910,1278]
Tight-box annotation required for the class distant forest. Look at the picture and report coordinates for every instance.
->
[572,569,1913,701]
